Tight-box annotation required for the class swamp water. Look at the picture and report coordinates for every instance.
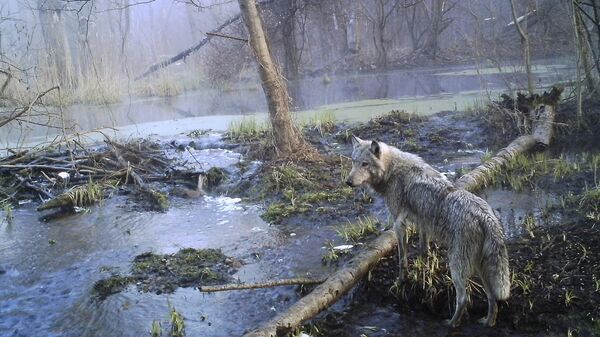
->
[0,61,575,336]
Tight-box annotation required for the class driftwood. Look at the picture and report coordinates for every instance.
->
[199,277,327,293]
[242,88,563,337]
[15,174,54,200]
[106,140,169,212]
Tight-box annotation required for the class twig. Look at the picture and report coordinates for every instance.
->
[0,86,59,128]
[199,277,326,293]
[206,32,248,42]
[14,174,54,199]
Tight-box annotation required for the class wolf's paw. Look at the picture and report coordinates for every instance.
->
[478,316,495,327]
[445,319,460,328]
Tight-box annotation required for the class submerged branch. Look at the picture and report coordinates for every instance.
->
[199,277,326,293]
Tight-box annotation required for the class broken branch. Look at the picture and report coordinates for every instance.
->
[199,277,326,293]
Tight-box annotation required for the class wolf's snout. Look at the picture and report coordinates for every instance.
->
[345,179,354,187]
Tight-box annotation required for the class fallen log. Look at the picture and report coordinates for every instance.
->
[242,88,562,337]
[199,277,327,293]
[456,87,562,191]
[244,232,397,337]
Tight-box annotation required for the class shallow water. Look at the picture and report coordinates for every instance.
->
[0,137,349,337]
[0,60,574,150]
[0,60,578,336]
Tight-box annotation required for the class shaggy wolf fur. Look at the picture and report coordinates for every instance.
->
[346,136,510,327]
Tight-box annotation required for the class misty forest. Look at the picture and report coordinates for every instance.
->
[1,0,600,336]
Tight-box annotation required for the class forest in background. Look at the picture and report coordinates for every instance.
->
[0,0,587,108]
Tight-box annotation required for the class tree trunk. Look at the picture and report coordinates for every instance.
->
[573,3,596,92]
[238,0,305,157]
[275,0,300,80]
[243,88,562,337]
[509,0,534,95]
[37,0,77,90]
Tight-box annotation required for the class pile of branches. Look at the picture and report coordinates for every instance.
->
[0,138,172,213]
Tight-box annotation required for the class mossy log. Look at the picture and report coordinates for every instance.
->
[242,88,562,337]
[37,193,74,211]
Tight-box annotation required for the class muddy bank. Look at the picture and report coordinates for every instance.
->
[223,97,600,336]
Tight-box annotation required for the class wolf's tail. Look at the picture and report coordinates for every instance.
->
[481,216,511,301]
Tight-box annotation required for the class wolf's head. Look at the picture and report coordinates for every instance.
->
[345,135,386,188]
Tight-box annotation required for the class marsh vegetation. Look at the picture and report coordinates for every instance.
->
[1,0,600,336]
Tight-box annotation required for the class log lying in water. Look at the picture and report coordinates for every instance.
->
[199,277,327,293]
[242,87,563,337]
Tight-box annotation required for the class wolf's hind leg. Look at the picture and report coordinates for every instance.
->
[479,277,498,327]
[447,259,469,328]
[393,218,408,281]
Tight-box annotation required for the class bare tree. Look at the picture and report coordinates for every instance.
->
[509,0,534,95]
[360,0,400,68]
[272,0,301,80]
[238,0,307,157]
[37,0,77,89]
[422,0,455,60]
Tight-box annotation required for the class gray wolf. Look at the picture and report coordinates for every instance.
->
[345,135,510,327]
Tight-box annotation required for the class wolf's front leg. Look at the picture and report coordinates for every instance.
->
[393,217,408,282]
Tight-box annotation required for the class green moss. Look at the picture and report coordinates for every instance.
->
[263,202,309,223]
[93,275,134,300]
[205,167,227,187]
[150,190,169,212]
[187,129,209,138]
[95,248,232,299]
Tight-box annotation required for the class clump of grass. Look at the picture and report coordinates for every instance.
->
[263,201,309,223]
[480,150,493,164]
[1,201,14,226]
[402,249,454,306]
[134,72,182,97]
[321,241,341,265]
[268,162,315,192]
[304,110,336,135]
[66,179,105,207]
[337,216,379,243]
[564,289,577,306]
[151,320,162,337]
[226,117,269,142]
[169,306,185,337]
[491,152,586,191]
[522,214,536,238]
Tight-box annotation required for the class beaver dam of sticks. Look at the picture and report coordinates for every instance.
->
[1,91,600,336]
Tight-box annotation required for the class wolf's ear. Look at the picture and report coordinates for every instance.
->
[370,140,381,158]
[351,135,362,147]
